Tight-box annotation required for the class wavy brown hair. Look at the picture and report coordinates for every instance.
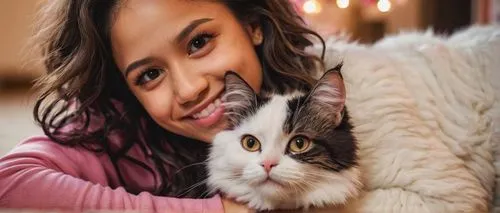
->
[32,0,325,198]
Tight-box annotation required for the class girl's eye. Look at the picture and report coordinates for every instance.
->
[187,33,214,55]
[135,68,163,85]
[241,135,261,152]
[288,136,312,154]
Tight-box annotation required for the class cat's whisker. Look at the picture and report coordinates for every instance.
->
[277,171,306,182]
[280,170,305,177]
[290,184,301,196]
[293,183,309,195]
[198,186,217,199]
[178,178,209,197]
[305,171,338,180]
[281,174,321,190]
[174,161,208,175]
[209,172,242,185]
[287,179,310,191]
[279,178,304,192]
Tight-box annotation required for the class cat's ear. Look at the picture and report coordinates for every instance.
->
[305,67,346,125]
[222,71,257,127]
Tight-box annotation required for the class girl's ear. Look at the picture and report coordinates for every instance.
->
[246,24,263,45]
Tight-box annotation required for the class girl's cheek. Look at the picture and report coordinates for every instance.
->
[140,89,173,119]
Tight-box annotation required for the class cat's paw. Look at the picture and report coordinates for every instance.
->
[234,193,254,203]
[246,196,276,211]
[233,193,275,211]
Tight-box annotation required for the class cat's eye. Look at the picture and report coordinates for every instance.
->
[288,136,312,154]
[241,135,261,152]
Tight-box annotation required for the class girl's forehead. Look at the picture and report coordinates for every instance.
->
[109,0,235,70]
[111,0,228,39]
[112,0,228,22]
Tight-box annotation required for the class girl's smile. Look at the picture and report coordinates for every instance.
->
[186,90,225,128]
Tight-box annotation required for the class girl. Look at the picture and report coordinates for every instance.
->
[0,0,324,212]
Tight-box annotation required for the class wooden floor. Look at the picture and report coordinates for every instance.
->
[0,84,42,156]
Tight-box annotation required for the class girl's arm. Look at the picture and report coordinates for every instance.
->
[0,136,224,213]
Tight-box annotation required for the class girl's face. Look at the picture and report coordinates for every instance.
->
[110,0,263,142]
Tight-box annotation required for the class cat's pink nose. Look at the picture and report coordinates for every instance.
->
[261,160,278,173]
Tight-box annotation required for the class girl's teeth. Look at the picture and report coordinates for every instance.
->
[206,103,215,113]
[193,98,222,119]
[199,109,209,118]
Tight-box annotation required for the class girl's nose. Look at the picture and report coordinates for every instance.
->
[172,68,209,106]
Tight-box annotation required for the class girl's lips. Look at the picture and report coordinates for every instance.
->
[191,104,225,128]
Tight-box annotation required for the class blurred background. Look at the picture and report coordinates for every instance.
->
[292,0,500,42]
[0,0,499,156]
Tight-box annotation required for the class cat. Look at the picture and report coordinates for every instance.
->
[207,67,362,211]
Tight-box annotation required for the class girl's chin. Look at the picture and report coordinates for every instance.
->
[188,118,229,143]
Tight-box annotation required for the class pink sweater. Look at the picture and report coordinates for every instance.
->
[0,136,223,213]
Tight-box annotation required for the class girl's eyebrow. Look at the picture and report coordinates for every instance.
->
[175,18,213,43]
[124,57,154,77]
[123,18,214,76]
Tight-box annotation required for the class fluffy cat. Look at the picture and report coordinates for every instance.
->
[207,68,362,211]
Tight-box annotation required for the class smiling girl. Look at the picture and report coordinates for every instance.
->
[0,0,323,212]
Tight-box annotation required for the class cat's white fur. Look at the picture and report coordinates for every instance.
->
[304,25,500,213]
[208,94,361,210]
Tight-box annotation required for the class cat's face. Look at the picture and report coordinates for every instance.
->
[207,69,361,210]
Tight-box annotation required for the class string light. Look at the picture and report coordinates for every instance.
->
[303,0,322,14]
[377,0,391,12]
[336,0,349,9]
